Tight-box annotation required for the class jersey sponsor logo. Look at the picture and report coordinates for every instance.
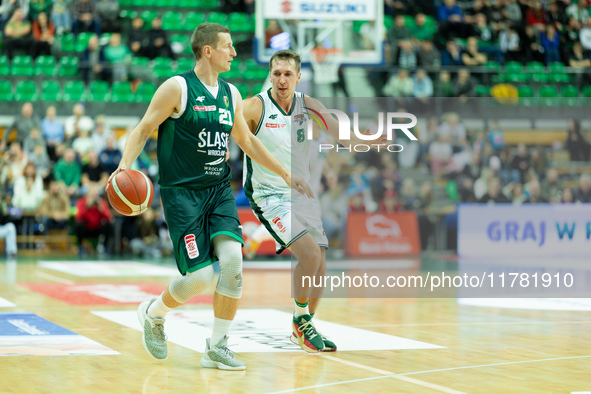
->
[265,123,287,128]
[193,105,216,111]
[196,96,205,102]
[205,157,225,166]
[197,129,229,150]
[269,114,278,119]
[185,234,199,259]
[272,217,287,233]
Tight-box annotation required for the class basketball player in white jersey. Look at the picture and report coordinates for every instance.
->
[242,49,382,353]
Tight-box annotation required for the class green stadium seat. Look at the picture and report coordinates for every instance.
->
[14,80,38,101]
[228,13,252,32]
[517,85,534,106]
[99,33,112,46]
[206,12,227,25]
[153,0,174,7]
[403,15,416,29]
[384,16,394,30]
[110,91,134,103]
[60,33,76,52]
[119,0,132,6]
[525,61,544,72]
[251,84,264,96]
[550,72,571,83]
[0,55,9,76]
[134,82,157,102]
[131,56,149,68]
[531,72,549,83]
[505,73,528,83]
[475,85,490,97]
[490,74,505,84]
[234,83,249,98]
[41,80,62,101]
[561,85,579,106]
[176,57,194,71]
[582,86,591,98]
[10,55,34,76]
[88,80,110,102]
[505,61,522,73]
[484,61,501,71]
[62,80,85,102]
[197,0,219,9]
[112,81,132,96]
[75,32,94,53]
[119,9,137,20]
[162,11,184,31]
[57,56,79,77]
[140,10,158,24]
[548,62,565,72]
[178,0,195,8]
[35,55,56,76]
[170,34,190,54]
[153,57,174,78]
[537,85,559,106]
[0,80,13,101]
[185,12,206,30]
[131,0,151,6]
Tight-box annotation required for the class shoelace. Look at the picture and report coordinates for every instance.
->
[217,344,238,359]
[151,321,168,341]
[299,320,319,340]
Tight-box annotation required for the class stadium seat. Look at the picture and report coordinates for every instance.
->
[505,73,528,83]
[76,32,93,53]
[548,62,565,72]
[185,12,206,30]
[62,80,85,101]
[153,0,174,7]
[0,80,13,101]
[550,72,571,83]
[176,57,194,72]
[14,80,38,101]
[41,80,62,101]
[196,0,219,9]
[57,56,79,77]
[140,10,158,24]
[525,61,544,72]
[111,81,133,102]
[0,55,9,76]
[537,85,559,106]
[505,61,522,73]
[134,82,157,102]
[118,0,132,6]
[162,11,184,31]
[561,85,579,106]
[118,9,137,20]
[153,57,174,78]
[251,84,264,96]
[484,61,501,71]
[170,34,190,54]
[10,55,34,76]
[206,12,227,25]
[234,83,249,98]
[384,15,394,30]
[228,13,252,32]
[88,80,110,102]
[475,85,490,97]
[131,56,149,68]
[60,33,76,52]
[131,0,151,6]
[178,0,195,8]
[35,55,56,76]
[582,86,591,98]
[517,85,534,106]
[531,72,549,83]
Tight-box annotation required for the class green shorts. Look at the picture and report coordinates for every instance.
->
[160,181,243,275]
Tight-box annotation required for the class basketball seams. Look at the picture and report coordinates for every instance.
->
[138,171,152,211]
[112,175,140,215]
[107,169,153,216]
[125,170,142,206]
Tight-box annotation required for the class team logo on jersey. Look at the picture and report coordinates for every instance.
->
[294,113,306,125]
[196,96,205,102]
[269,114,278,119]
[185,234,199,259]
[223,96,229,107]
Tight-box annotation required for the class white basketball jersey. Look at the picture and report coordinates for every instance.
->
[244,89,310,203]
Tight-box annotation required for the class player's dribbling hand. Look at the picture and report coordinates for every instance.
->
[285,174,314,199]
[107,165,127,190]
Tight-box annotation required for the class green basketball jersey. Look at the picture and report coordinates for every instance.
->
[157,70,237,189]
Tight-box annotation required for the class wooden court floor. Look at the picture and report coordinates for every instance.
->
[0,256,590,394]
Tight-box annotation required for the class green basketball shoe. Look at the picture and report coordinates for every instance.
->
[291,314,325,353]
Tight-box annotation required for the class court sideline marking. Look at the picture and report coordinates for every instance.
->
[36,271,75,285]
[268,354,591,394]
[355,320,591,327]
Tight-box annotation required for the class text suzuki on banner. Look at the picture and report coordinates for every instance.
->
[347,212,421,256]
[262,0,376,20]
[458,203,591,257]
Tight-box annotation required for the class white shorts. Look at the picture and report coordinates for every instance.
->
[251,194,328,253]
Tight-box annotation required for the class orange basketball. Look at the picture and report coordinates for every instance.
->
[106,169,154,216]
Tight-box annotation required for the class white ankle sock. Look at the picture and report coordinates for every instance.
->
[294,300,309,318]
[147,294,171,319]
[211,317,232,346]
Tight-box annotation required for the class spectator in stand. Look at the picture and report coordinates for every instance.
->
[565,119,590,161]
[541,24,562,64]
[3,8,32,60]
[465,0,491,25]
[487,121,505,150]
[71,117,95,158]
[417,40,441,67]
[81,149,108,189]
[541,168,563,201]
[526,1,547,31]
[410,14,435,43]
[347,192,366,213]
[413,69,433,98]
[96,0,119,33]
[438,112,467,149]
[99,136,122,174]
[566,0,590,24]
[92,115,113,154]
[569,42,591,87]
[499,24,521,62]
[546,1,567,29]
[0,0,29,28]
[505,0,523,26]
[524,179,547,203]
[438,0,470,39]
[429,134,453,175]
[22,127,46,158]
[380,190,402,213]
[396,40,417,69]
[145,17,174,60]
[399,179,417,210]
[384,69,414,102]
[72,0,100,36]
[53,148,81,198]
[28,144,51,179]
[562,18,581,57]
[31,12,55,59]
[128,16,147,57]
[454,69,476,99]
[29,0,52,21]
[387,15,412,64]
[511,143,531,183]
[579,19,591,52]
[442,40,463,66]
[104,33,130,82]
[38,180,71,232]
[561,187,575,203]
[41,106,64,160]
[319,173,348,244]
[0,188,17,257]
[1,103,41,151]
[480,176,511,203]
[575,174,591,202]
[523,25,546,63]
[64,103,93,144]
[75,183,113,254]
[51,0,72,35]
[471,13,498,48]
[80,34,110,85]
[462,36,488,66]
[12,162,45,213]
[436,71,455,97]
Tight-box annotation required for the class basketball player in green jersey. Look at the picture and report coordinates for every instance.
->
[108,24,312,370]
[242,50,385,353]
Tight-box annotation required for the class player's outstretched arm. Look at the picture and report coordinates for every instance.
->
[304,96,388,148]
[107,79,180,185]
[235,95,313,198]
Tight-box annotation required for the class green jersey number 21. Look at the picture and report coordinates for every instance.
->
[219,109,233,126]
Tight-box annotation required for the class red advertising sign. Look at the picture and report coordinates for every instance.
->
[22,283,213,305]
[237,208,282,256]
[347,212,421,256]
